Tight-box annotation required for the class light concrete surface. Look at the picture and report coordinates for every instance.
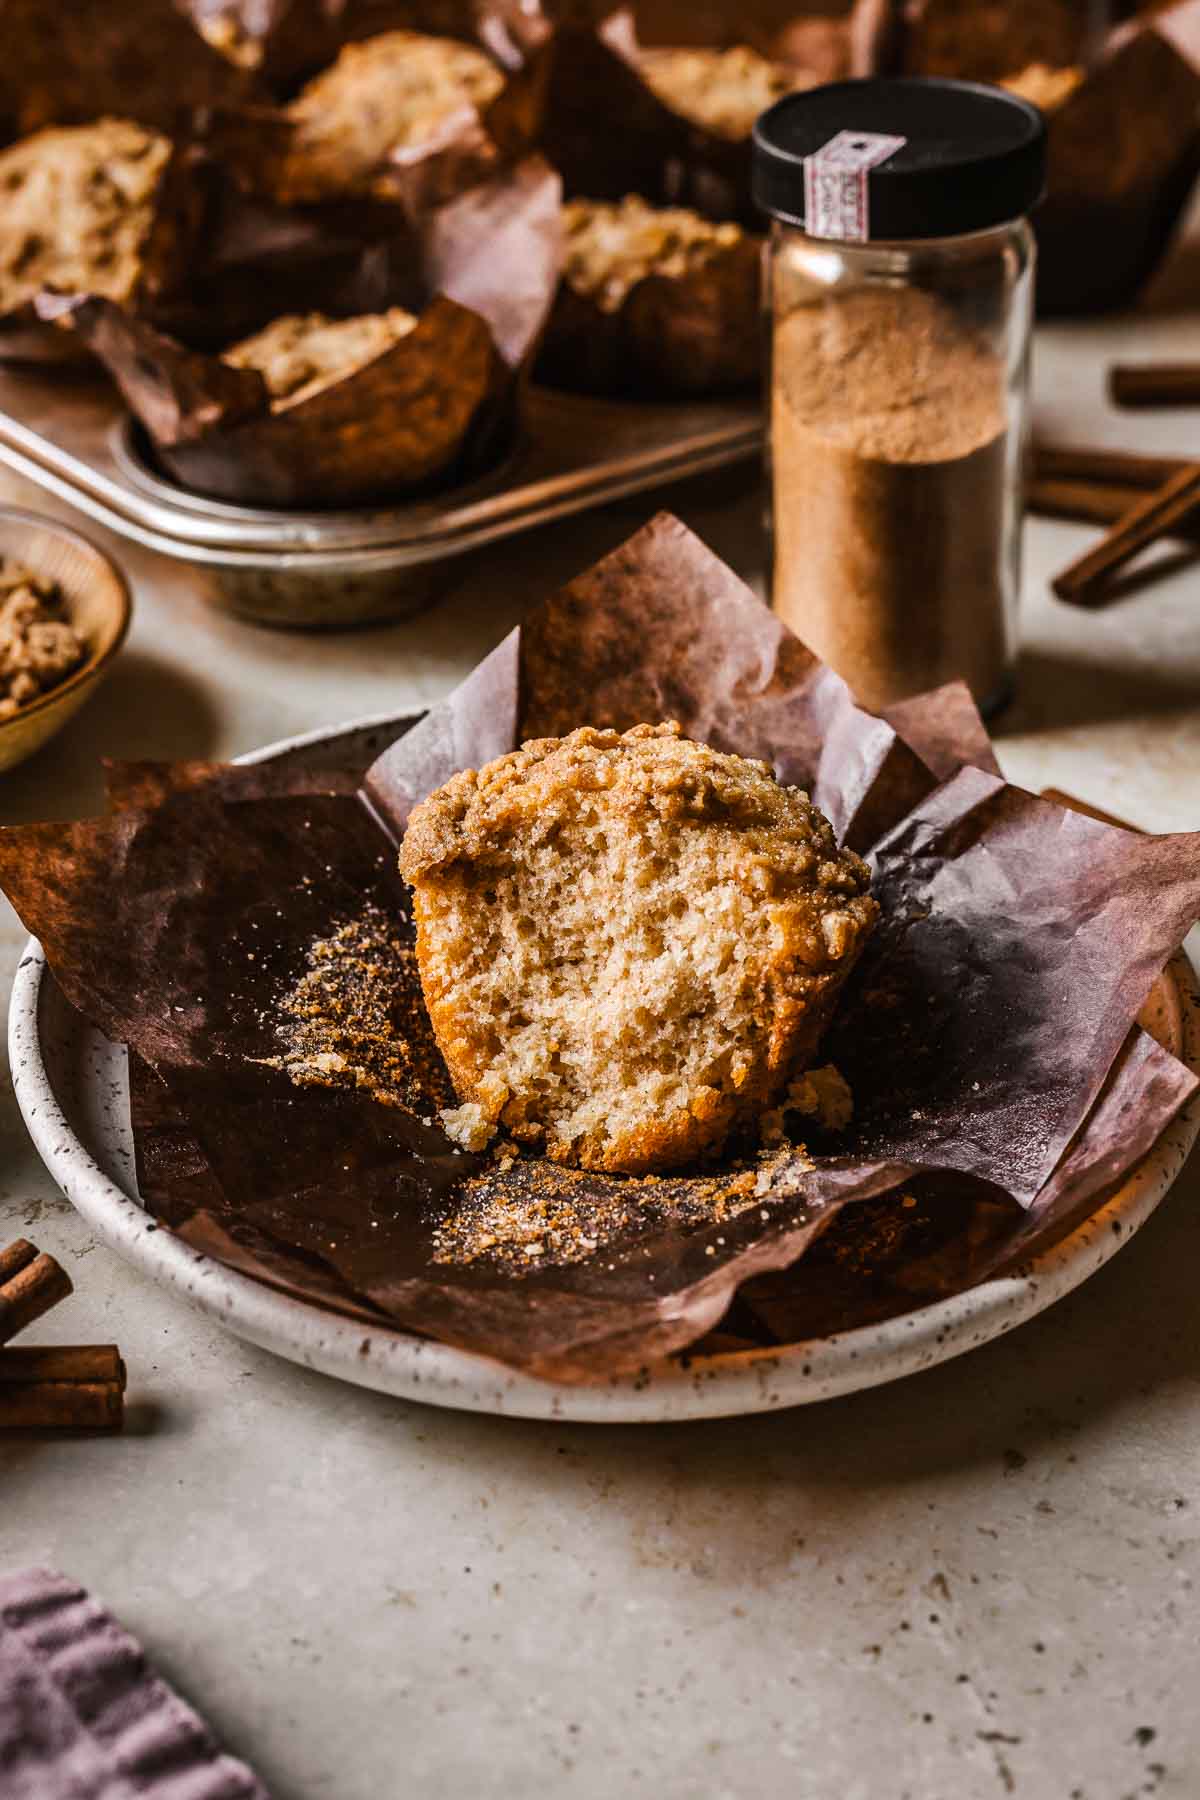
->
[2,216,1200,1798]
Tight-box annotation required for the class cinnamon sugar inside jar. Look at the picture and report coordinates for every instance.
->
[754,80,1046,715]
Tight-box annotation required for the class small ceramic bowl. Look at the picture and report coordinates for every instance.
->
[0,507,131,773]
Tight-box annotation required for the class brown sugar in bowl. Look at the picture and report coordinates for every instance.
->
[0,507,131,773]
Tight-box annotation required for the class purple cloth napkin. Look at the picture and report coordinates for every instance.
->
[0,1569,269,1799]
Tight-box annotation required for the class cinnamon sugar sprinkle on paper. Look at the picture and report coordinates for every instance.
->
[263,905,856,1271]
[431,1144,815,1271]
[264,906,454,1115]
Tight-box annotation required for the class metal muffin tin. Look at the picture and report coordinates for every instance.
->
[0,361,761,627]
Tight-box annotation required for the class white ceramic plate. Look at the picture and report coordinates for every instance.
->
[11,712,1200,1422]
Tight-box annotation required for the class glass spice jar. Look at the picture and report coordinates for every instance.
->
[753,80,1046,716]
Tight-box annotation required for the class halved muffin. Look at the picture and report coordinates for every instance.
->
[401,722,877,1174]
[41,157,562,507]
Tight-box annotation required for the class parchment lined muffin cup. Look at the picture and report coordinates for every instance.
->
[536,219,761,396]
[192,37,522,221]
[35,157,562,508]
[884,0,1200,315]
[0,140,438,365]
[0,0,259,139]
[1034,3,1200,316]
[496,2,894,225]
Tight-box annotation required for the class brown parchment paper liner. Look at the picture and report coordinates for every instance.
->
[1035,2,1200,315]
[495,11,759,221]
[499,3,892,226]
[0,0,261,141]
[3,514,1200,1381]
[193,42,524,221]
[37,157,562,508]
[139,159,430,351]
[886,0,1200,316]
[741,1024,1198,1344]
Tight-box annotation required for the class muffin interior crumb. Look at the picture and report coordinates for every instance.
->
[1001,60,1084,112]
[222,308,418,409]
[402,722,876,1174]
[562,197,743,312]
[0,118,170,315]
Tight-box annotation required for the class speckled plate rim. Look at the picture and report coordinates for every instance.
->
[10,710,1200,1422]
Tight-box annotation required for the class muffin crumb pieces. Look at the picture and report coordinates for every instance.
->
[760,1063,853,1144]
[431,1139,817,1271]
[0,559,86,718]
[440,1101,495,1152]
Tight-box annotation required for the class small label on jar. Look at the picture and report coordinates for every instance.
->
[803,131,907,241]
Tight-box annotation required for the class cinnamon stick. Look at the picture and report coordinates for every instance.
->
[1050,463,1200,604]
[1030,478,1134,526]
[0,1344,125,1384]
[0,1345,126,1431]
[1109,364,1200,409]
[1033,444,1191,490]
[0,1240,73,1344]
[1029,478,1200,540]
[0,1239,37,1282]
[0,1382,124,1430]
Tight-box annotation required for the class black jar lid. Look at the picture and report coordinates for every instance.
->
[752,77,1047,242]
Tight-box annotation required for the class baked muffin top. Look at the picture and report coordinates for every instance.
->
[639,45,816,139]
[282,29,504,200]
